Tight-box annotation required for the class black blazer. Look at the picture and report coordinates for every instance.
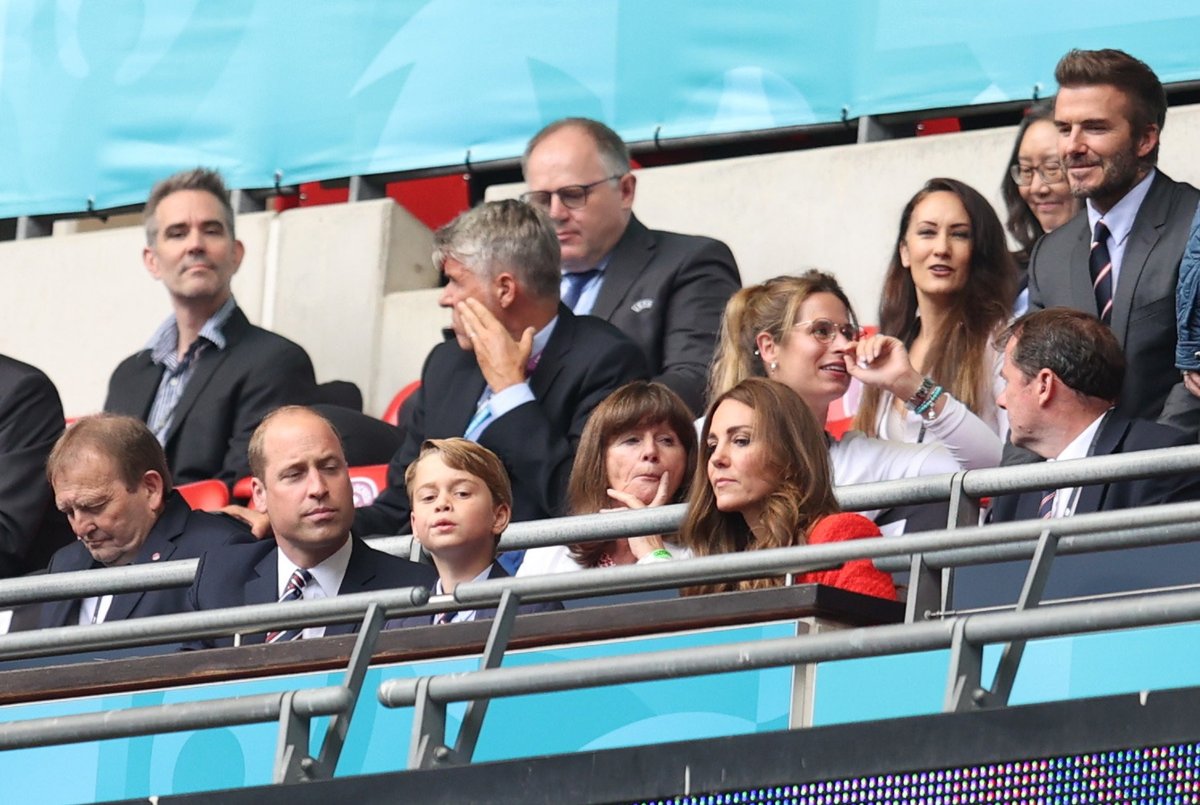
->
[37,491,254,629]
[0,354,72,576]
[590,215,740,414]
[354,306,648,537]
[961,413,1200,609]
[186,535,437,648]
[104,306,317,486]
[1026,170,1200,435]
[385,561,563,628]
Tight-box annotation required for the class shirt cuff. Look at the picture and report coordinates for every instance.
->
[487,382,535,419]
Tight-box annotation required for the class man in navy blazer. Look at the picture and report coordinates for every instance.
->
[522,117,740,414]
[353,201,648,574]
[105,168,316,487]
[187,407,436,647]
[957,309,1200,610]
[36,414,253,629]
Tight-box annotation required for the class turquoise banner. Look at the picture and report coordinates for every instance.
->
[2,2,1199,217]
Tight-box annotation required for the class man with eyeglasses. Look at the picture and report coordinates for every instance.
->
[521,117,741,415]
[1022,48,1200,444]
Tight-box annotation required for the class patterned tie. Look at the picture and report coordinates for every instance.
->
[1090,220,1113,325]
[265,568,312,643]
[1037,489,1056,520]
[561,268,600,311]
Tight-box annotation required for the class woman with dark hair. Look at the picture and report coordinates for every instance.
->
[1000,102,1080,313]
[852,178,1015,462]
[679,377,894,598]
[517,381,697,575]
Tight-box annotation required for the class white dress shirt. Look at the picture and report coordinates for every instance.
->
[276,537,353,639]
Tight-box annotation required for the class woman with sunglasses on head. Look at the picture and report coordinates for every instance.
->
[851,178,1016,468]
[711,272,961,528]
[680,377,895,599]
[1001,102,1081,314]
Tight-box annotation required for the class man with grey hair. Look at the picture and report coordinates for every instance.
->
[354,200,648,570]
[105,167,317,487]
[522,117,741,414]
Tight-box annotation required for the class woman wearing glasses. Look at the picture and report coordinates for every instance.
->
[710,272,961,529]
[851,178,1015,468]
[1000,102,1080,313]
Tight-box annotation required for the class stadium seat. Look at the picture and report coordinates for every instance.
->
[382,381,421,426]
[176,479,230,511]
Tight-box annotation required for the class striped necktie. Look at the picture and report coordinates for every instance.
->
[1090,220,1113,325]
[1037,489,1056,520]
[265,568,312,643]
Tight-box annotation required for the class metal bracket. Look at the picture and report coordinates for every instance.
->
[348,175,387,202]
[905,553,941,623]
[941,471,980,615]
[451,588,521,763]
[943,617,984,712]
[274,690,315,784]
[408,676,449,770]
[312,602,386,778]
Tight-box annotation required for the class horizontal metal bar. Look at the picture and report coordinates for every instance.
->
[960,446,1200,498]
[0,686,350,751]
[379,586,1200,709]
[0,586,429,661]
[0,561,198,607]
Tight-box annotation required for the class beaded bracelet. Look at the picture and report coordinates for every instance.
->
[904,376,935,411]
[914,384,944,418]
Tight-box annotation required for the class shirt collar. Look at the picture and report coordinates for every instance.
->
[277,535,354,598]
[531,314,558,361]
[562,252,613,276]
[1087,168,1156,246]
[432,562,495,596]
[147,296,237,365]
[1052,408,1112,462]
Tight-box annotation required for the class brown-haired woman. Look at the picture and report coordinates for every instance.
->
[680,377,894,598]
[517,381,697,576]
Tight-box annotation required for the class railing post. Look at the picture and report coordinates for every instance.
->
[313,602,387,778]
[943,617,984,713]
[408,676,449,770]
[905,553,941,623]
[274,691,316,784]
[450,588,522,764]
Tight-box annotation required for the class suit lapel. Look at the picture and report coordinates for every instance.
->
[118,356,166,420]
[326,538,374,636]
[41,546,97,628]
[1110,174,1169,342]
[528,306,574,400]
[163,308,249,446]
[105,494,190,622]
[589,216,654,320]
[1066,223,1096,315]
[1076,413,1125,513]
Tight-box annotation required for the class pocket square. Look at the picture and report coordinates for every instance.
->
[630,298,654,313]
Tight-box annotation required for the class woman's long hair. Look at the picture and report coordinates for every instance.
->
[854,178,1016,434]
[1000,102,1057,264]
[566,381,697,567]
[708,271,858,402]
[680,377,840,594]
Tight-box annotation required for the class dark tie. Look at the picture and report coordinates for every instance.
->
[561,269,600,311]
[1037,489,1056,520]
[265,568,312,643]
[1090,220,1113,325]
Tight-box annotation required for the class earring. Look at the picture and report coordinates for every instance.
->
[769,361,778,373]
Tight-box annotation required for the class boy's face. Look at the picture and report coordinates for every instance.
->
[409,453,510,559]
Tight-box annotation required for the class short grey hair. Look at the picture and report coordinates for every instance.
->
[432,199,561,300]
[143,167,236,246]
[521,117,631,180]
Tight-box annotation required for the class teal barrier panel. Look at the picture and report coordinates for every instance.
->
[1,2,1198,216]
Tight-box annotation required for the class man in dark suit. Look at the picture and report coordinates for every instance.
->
[353,200,648,574]
[187,406,436,647]
[1025,49,1200,438]
[957,309,1200,609]
[521,117,740,414]
[105,167,316,487]
[36,414,253,629]
[0,354,72,578]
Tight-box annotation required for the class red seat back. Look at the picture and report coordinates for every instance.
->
[176,479,230,511]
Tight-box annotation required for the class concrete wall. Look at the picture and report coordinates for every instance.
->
[4,103,1199,417]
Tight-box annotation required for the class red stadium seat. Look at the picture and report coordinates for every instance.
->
[176,479,230,511]
[382,381,421,426]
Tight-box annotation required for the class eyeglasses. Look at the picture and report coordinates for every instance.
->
[795,319,861,344]
[520,176,622,210]
[1009,162,1066,186]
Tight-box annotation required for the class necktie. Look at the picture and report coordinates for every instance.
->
[561,269,600,311]
[1090,220,1113,325]
[265,568,312,643]
[1037,489,1056,520]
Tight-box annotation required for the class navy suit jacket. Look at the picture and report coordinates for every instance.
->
[385,561,563,628]
[960,413,1200,609]
[37,491,254,629]
[591,215,740,414]
[0,354,72,576]
[186,535,437,648]
[354,306,648,538]
[105,306,317,486]
[1027,170,1200,434]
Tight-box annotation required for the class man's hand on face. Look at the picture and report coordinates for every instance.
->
[458,298,534,392]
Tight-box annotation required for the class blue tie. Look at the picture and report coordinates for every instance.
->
[562,269,600,311]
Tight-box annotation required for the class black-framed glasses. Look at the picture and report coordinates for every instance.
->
[795,319,861,344]
[1010,162,1066,186]
[521,176,621,210]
